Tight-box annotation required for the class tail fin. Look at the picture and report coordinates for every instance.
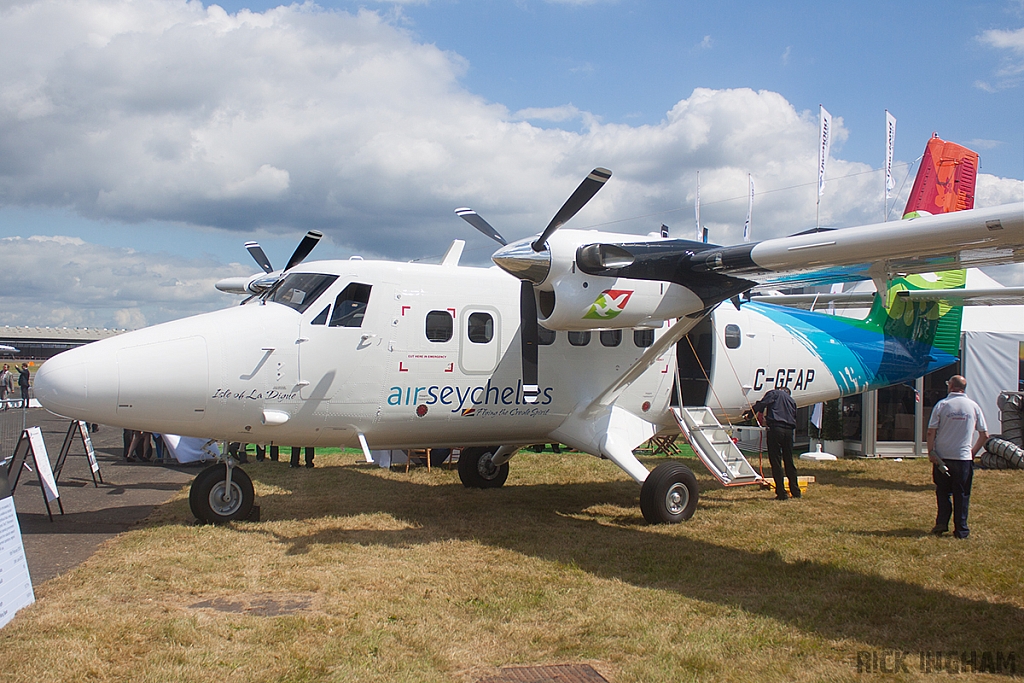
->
[866,135,978,357]
[903,134,979,218]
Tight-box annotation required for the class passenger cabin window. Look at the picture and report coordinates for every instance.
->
[330,283,372,327]
[426,310,454,342]
[468,312,494,343]
[600,330,621,347]
[568,330,591,347]
[538,326,556,346]
[633,328,654,348]
[724,324,742,349]
[270,273,338,313]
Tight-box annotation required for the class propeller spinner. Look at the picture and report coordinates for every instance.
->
[457,168,612,403]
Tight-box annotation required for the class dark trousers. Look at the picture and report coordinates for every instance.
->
[766,425,799,498]
[290,446,314,468]
[935,459,973,538]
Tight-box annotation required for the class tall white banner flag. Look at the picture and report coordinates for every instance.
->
[818,105,832,197]
[743,174,753,243]
[885,110,897,199]
[694,171,702,242]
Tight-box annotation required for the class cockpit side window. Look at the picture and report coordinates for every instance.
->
[269,273,339,313]
[311,306,330,326]
[330,283,373,328]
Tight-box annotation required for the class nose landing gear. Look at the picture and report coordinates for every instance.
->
[189,462,255,524]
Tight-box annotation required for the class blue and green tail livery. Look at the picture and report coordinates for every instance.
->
[749,270,966,396]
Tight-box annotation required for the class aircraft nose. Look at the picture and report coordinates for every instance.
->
[34,345,115,420]
[35,328,211,429]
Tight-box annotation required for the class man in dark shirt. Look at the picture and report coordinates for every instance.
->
[750,387,800,500]
[17,363,30,405]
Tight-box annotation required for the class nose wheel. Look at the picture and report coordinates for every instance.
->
[189,464,255,524]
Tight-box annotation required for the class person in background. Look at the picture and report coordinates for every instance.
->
[0,364,12,408]
[18,363,31,405]
[748,386,800,500]
[290,446,315,468]
[927,375,988,539]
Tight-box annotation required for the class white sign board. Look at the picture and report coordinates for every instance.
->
[0,493,35,628]
[25,427,59,503]
[77,422,100,474]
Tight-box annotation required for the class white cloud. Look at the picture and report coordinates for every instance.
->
[0,1,1020,326]
[977,25,1024,89]
[514,105,583,123]
[0,235,250,328]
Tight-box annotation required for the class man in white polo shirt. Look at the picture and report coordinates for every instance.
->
[926,375,988,539]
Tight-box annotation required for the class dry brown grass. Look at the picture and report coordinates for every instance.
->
[3,451,1023,682]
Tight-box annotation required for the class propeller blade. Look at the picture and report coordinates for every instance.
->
[284,230,324,271]
[519,280,540,404]
[455,208,507,246]
[532,167,612,252]
[244,241,274,273]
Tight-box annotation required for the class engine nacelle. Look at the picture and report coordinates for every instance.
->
[533,229,706,330]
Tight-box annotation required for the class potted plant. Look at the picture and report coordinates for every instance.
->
[821,399,844,457]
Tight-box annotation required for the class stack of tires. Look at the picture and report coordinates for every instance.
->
[981,392,1024,470]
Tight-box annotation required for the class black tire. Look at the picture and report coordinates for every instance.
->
[189,464,255,524]
[458,446,509,489]
[984,437,1024,469]
[640,462,699,524]
[979,452,1011,470]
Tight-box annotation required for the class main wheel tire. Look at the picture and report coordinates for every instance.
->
[640,462,699,524]
[458,447,509,489]
[189,464,255,524]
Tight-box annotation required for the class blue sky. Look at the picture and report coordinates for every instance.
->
[0,0,1021,328]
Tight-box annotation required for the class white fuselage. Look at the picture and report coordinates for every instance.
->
[36,259,680,451]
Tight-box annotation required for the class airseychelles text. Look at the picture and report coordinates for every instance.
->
[388,380,553,413]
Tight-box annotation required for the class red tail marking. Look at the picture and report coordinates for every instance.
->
[903,135,979,218]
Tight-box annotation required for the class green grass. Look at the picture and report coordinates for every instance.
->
[3,451,1022,681]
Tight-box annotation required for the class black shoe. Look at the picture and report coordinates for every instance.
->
[305,462,315,468]
[775,495,788,501]
[791,492,801,499]
[930,526,946,536]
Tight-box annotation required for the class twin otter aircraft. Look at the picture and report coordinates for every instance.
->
[35,137,1024,525]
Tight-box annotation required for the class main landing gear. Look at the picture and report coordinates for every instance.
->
[458,446,509,489]
[640,462,699,524]
[189,462,255,524]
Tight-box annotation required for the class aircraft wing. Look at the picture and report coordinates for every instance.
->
[576,202,1023,291]
[750,287,1024,309]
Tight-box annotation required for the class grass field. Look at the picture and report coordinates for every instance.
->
[3,449,1023,682]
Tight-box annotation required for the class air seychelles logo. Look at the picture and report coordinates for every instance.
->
[583,289,633,320]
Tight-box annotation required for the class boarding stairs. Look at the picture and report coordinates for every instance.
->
[672,407,762,486]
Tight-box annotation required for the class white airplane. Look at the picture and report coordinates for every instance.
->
[0,345,19,354]
[33,139,1024,526]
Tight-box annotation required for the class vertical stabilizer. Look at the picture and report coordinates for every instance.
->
[903,135,978,218]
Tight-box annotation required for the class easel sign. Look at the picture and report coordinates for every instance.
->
[7,426,64,522]
[0,475,35,629]
[54,421,103,486]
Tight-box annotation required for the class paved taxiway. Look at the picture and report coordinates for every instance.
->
[8,408,198,586]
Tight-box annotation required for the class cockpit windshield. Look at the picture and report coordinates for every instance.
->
[267,273,338,313]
